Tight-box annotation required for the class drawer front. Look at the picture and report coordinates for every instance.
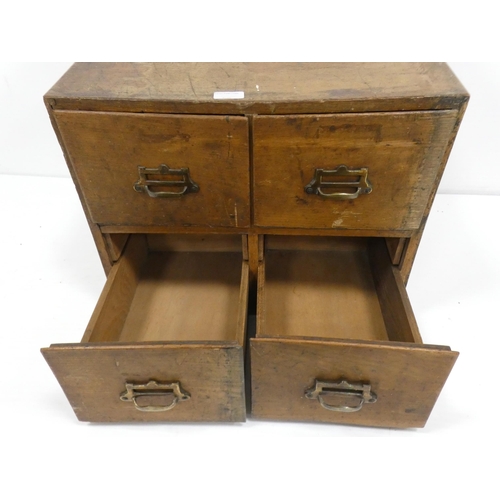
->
[42,343,245,422]
[54,111,250,228]
[250,338,458,428]
[253,111,457,230]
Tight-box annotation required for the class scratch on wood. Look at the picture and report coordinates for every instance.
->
[219,64,230,78]
[175,352,190,366]
[187,73,198,98]
[357,67,374,95]
[234,203,238,227]
[251,343,263,357]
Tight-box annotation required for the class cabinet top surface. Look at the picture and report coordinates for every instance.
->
[45,62,468,114]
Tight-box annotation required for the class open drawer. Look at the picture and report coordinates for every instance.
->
[250,236,458,428]
[42,234,249,422]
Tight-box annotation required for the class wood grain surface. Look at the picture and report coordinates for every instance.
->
[399,98,469,284]
[45,63,468,115]
[42,62,467,426]
[257,237,421,344]
[251,236,458,427]
[119,251,245,343]
[83,234,249,344]
[253,111,458,230]
[42,233,249,422]
[82,235,148,343]
[259,244,388,342]
[54,110,250,227]
[369,239,422,343]
[42,343,245,422]
[250,338,457,428]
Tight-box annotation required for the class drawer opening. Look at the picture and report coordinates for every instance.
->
[84,234,249,345]
[257,236,421,344]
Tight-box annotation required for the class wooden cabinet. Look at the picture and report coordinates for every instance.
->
[42,63,468,427]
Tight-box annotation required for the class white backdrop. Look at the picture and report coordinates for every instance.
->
[1,62,499,194]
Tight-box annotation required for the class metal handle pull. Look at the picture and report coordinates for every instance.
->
[120,380,190,412]
[305,165,372,200]
[305,379,377,413]
[133,164,199,198]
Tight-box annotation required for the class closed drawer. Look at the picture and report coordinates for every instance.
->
[250,237,458,428]
[253,111,457,230]
[42,235,249,422]
[54,111,250,228]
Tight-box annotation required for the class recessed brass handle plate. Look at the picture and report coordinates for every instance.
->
[305,379,377,413]
[120,380,191,412]
[305,165,372,200]
[133,164,199,198]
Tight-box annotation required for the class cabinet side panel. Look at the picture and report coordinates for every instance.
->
[400,98,469,283]
[44,98,112,273]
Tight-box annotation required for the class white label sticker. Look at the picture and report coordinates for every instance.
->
[213,91,244,100]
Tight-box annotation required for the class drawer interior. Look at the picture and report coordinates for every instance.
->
[42,233,249,422]
[257,236,421,344]
[84,234,248,345]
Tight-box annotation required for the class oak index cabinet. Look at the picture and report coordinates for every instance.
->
[41,63,468,427]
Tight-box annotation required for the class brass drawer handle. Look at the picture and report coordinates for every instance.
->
[305,165,372,200]
[133,164,200,198]
[120,380,190,412]
[305,379,377,413]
